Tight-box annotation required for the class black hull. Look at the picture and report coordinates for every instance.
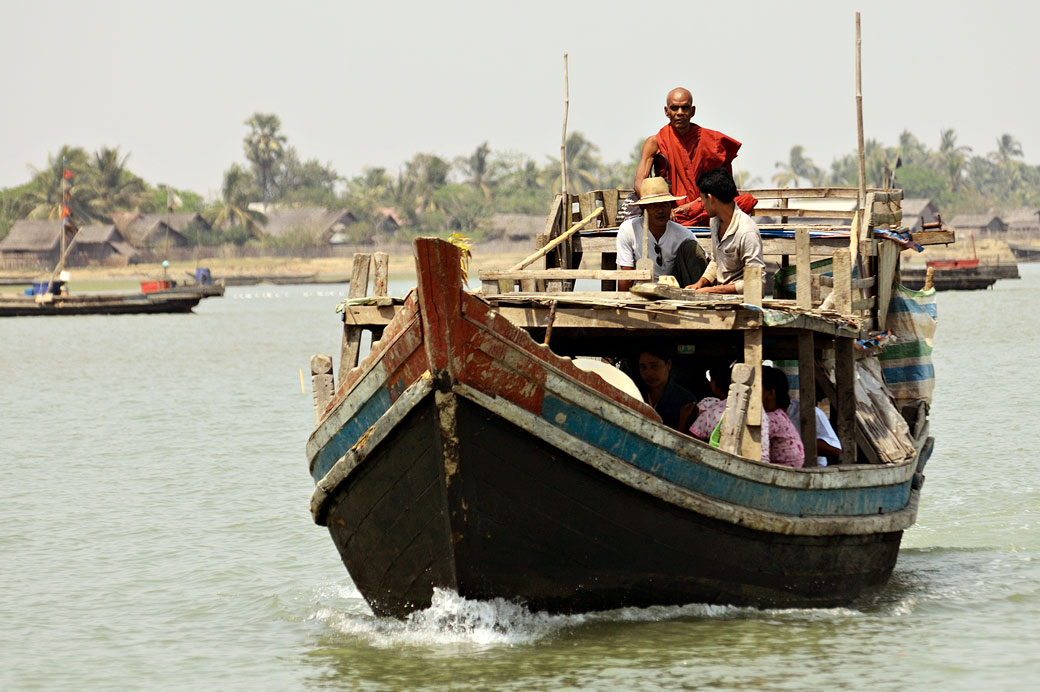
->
[324,393,902,618]
[0,294,202,316]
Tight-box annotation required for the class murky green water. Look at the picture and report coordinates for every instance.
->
[2,268,1037,691]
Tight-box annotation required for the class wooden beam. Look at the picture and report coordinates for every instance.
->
[480,268,649,281]
[753,207,857,220]
[833,339,857,465]
[575,235,872,258]
[797,333,817,467]
[372,252,389,297]
[876,239,899,330]
[338,253,371,385]
[742,265,763,460]
[796,228,811,309]
[832,248,853,314]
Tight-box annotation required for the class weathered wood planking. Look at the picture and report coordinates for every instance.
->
[742,265,763,459]
[797,333,818,467]
[338,253,372,385]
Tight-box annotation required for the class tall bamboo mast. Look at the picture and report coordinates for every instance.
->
[852,12,867,260]
[59,156,68,274]
[560,52,569,202]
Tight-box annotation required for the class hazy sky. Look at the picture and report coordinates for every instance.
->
[1,1,1034,198]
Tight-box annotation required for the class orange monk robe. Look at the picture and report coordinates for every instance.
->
[654,123,757,226]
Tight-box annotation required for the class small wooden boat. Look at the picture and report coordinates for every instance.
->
[305,187,946,618]
[1008,241,1040,262]
[900,233,1019,291]
[899,261,1019,291]
[0,287,205,316]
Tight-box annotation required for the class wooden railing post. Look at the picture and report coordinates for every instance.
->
[742,265,763,460]
[796,228,812,309]
[833,248,853,314]
[798,332,818,467]
[720,363,753,455]
[834,338,857,464]
[338,253,371,385]
[310,354,335,424]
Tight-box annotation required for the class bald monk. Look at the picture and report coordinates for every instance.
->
[635,87,757,226]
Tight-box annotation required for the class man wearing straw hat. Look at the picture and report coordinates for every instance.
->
[616,176,707,291]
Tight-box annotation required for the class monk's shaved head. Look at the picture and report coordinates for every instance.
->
[666,87,693,107]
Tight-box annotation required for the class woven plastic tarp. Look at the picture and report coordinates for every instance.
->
[878,284,937,407]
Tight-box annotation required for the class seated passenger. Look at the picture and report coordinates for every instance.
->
[787,395,842,466]
[616,177,708,291]
[636,345,697,431]
[685,167,765,295]
[761,366,805,467]
[688,363,731,441]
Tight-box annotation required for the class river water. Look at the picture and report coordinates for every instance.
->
[2,266,1037,691]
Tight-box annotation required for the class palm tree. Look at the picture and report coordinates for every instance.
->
[87,146,149,215]
[243,113,287,203]
[898,130,929,167]
[456,142,497,199]
[937,129,971,192]
[546,132,603,193]
[773,146,823,187]
[991,133,1024,194]
[205,164,266,240]
[22,146,97,222]
[404,153,450,213]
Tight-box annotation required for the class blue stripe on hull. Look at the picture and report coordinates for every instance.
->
[540,395,911,517]
[312,388,393,482]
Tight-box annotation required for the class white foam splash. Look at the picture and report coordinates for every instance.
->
[309,587,862,650]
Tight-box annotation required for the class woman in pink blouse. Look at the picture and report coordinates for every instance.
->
[761,366,804,467]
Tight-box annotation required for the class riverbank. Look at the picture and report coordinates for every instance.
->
[0,239,535,292]
[1,235,1025,294]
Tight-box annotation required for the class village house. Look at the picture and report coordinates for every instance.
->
[68,224,139,266]
[1002,208,1040,235]
[490,213,545,242]
[114,212,209,249]
[900,198,942,233]
[0,219,138,268]
[949,212,1007,235]
[261,207,358,245]
[0,220,77,268]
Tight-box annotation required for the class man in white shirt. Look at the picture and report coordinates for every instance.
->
[685,167,765,295]
[616,177,707,291]
[787,398,843,466]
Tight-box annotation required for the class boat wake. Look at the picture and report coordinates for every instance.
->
[309,584,865,650]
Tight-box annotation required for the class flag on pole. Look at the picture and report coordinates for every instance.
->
[63,168,75,179]
[166,188,184,212]
[61,204,71,219]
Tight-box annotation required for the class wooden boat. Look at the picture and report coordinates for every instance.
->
[0,287,205,316]
[1008,241,1040,262]
[305,188,948,618]
[899,261,1018,291]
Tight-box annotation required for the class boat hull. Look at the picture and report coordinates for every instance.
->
[323,391,902,618]
[0,292,203,316]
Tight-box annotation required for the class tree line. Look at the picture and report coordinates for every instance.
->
[1,113,1037,246]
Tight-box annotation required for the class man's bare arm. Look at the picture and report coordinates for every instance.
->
[617,265,635,292]
[633,136,659,196]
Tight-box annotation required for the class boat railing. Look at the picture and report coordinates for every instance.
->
[478,186,955,333]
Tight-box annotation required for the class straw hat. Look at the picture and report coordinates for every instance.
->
[633,177,685,205]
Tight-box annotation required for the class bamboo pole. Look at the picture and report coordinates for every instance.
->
[852,12,866,261]
[560,52,569,200]
[508,208,603,271]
